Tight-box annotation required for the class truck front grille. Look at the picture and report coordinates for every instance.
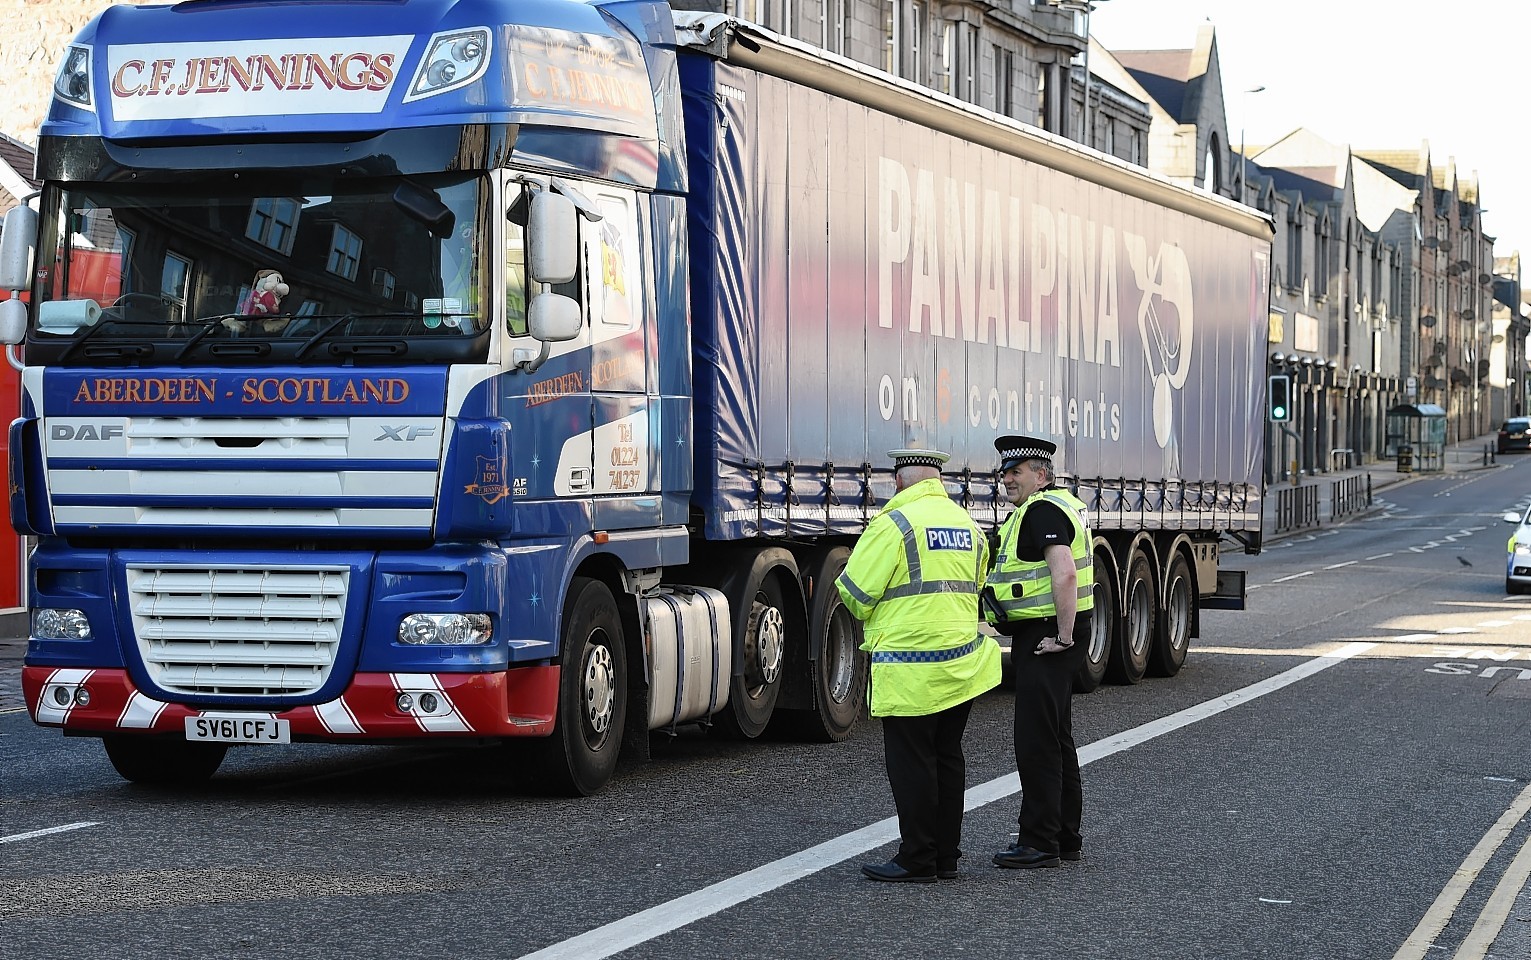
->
[127,566,349,697]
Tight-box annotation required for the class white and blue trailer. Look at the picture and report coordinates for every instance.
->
[4,0,1272,794]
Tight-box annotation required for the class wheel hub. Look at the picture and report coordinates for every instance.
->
[744,602,785,688]
[582,641,615,735]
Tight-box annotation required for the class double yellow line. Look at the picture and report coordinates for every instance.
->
[1394,781,1531,959]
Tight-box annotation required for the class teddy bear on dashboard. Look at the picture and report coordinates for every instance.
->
[224,268,291,334]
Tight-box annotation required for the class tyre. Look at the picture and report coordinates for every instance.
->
[1149,552,1193,677]
[530,577,627,796]
[1108,550,1155,685]
[1075,553,1113,693]
[102,736,227,785]
[714,553,797,739]
[779,547,866,742]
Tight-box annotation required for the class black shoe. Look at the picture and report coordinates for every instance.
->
[1060,849,1082,862]
[937,864,958,879]
[861,860,937,883]
[992,844,1061,869]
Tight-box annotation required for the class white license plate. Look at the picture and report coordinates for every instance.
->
[185,714,290,744]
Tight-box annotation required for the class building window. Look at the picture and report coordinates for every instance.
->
[1038,66,1050,130]
[1202,135,1221,193]
[994,45,1014,117]
[825,0,849,54]
[161,252,190,325]
[372,267,395,300]
[883,0,896,73]
[327,225,362,281]
[906,0,925,83]
[1288,219,1303,289]
[246,198,300,255]
[961,22,977,102]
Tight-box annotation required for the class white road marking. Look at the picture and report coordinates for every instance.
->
[0,822,100,845]
[1475,621,1513,628]
[1272,572,1314,583]
[514,642,1377,960]
[1324,561,1358,570]
[1393,781,1531,960]
[1367,553,1395,560]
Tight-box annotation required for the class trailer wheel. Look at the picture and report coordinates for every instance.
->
[102,736,227,785]
[531,577,627,796]
[1108,550,1154,685]
[1149,553,1193,677]
[779,547,866,742]
[1075,554,1113,693]
[715,565,792,739]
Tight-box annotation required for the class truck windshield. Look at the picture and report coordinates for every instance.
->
[31,173,487,363]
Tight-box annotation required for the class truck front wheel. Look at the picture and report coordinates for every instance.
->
[531,577,627,796]
[102,736,227,785]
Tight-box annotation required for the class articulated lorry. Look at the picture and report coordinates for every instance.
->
[5,0,1271,794]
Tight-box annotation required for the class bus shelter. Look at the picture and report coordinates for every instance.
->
[1384,403,1446,472]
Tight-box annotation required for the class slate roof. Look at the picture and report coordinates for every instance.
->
[1113,48,1192,120]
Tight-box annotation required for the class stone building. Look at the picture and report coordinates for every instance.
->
[673,0,1155,152]
[1241,130,1404,478]
[1357,146,1498,443]
[1099,25,1232,197]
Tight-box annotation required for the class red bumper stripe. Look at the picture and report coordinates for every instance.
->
[22,666,560,738]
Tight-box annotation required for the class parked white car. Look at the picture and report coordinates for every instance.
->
[1503,508,1531,593]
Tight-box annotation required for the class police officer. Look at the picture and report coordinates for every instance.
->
[837,449,1002,883]
[984,435,1094,869]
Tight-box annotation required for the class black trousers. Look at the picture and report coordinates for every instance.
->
[1011,615,1089,854]
[882,698,974,873]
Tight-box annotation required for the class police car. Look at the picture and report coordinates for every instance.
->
[1503,506,1531,593]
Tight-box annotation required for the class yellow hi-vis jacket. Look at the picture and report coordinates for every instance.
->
[985,488,1095,624]
[835,477,1002,717]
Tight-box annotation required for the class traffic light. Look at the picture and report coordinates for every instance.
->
[1268,374,1292,422]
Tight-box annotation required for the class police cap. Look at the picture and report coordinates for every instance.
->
[995,435,1056,472]
[888,448,951,470]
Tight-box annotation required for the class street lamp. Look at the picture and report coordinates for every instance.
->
[1050,0,1111,150]
[1237,85,1266,201]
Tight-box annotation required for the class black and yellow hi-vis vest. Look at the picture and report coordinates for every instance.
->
[985,488,1095,623]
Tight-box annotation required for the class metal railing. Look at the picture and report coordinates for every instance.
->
[1330,474,1372,521]
[1274,484,1320,534]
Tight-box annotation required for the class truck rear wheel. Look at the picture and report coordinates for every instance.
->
[779,547,866,742]
[1075,554,1113,693]
[1108,550,1154,685]
[102,736,227,785]
[1149,553,1193,677]
[715,558,795,739]
[531,577,627,796]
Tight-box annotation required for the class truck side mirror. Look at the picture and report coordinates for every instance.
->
[0,204,37,291]
[527,191,578,285]
[0,298,25,345]
[528,292,581,342]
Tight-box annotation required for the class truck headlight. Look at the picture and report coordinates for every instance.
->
[34,608,91,640]
[54,44,92,108]
[406,28,491,102]
[398,613,493,645]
